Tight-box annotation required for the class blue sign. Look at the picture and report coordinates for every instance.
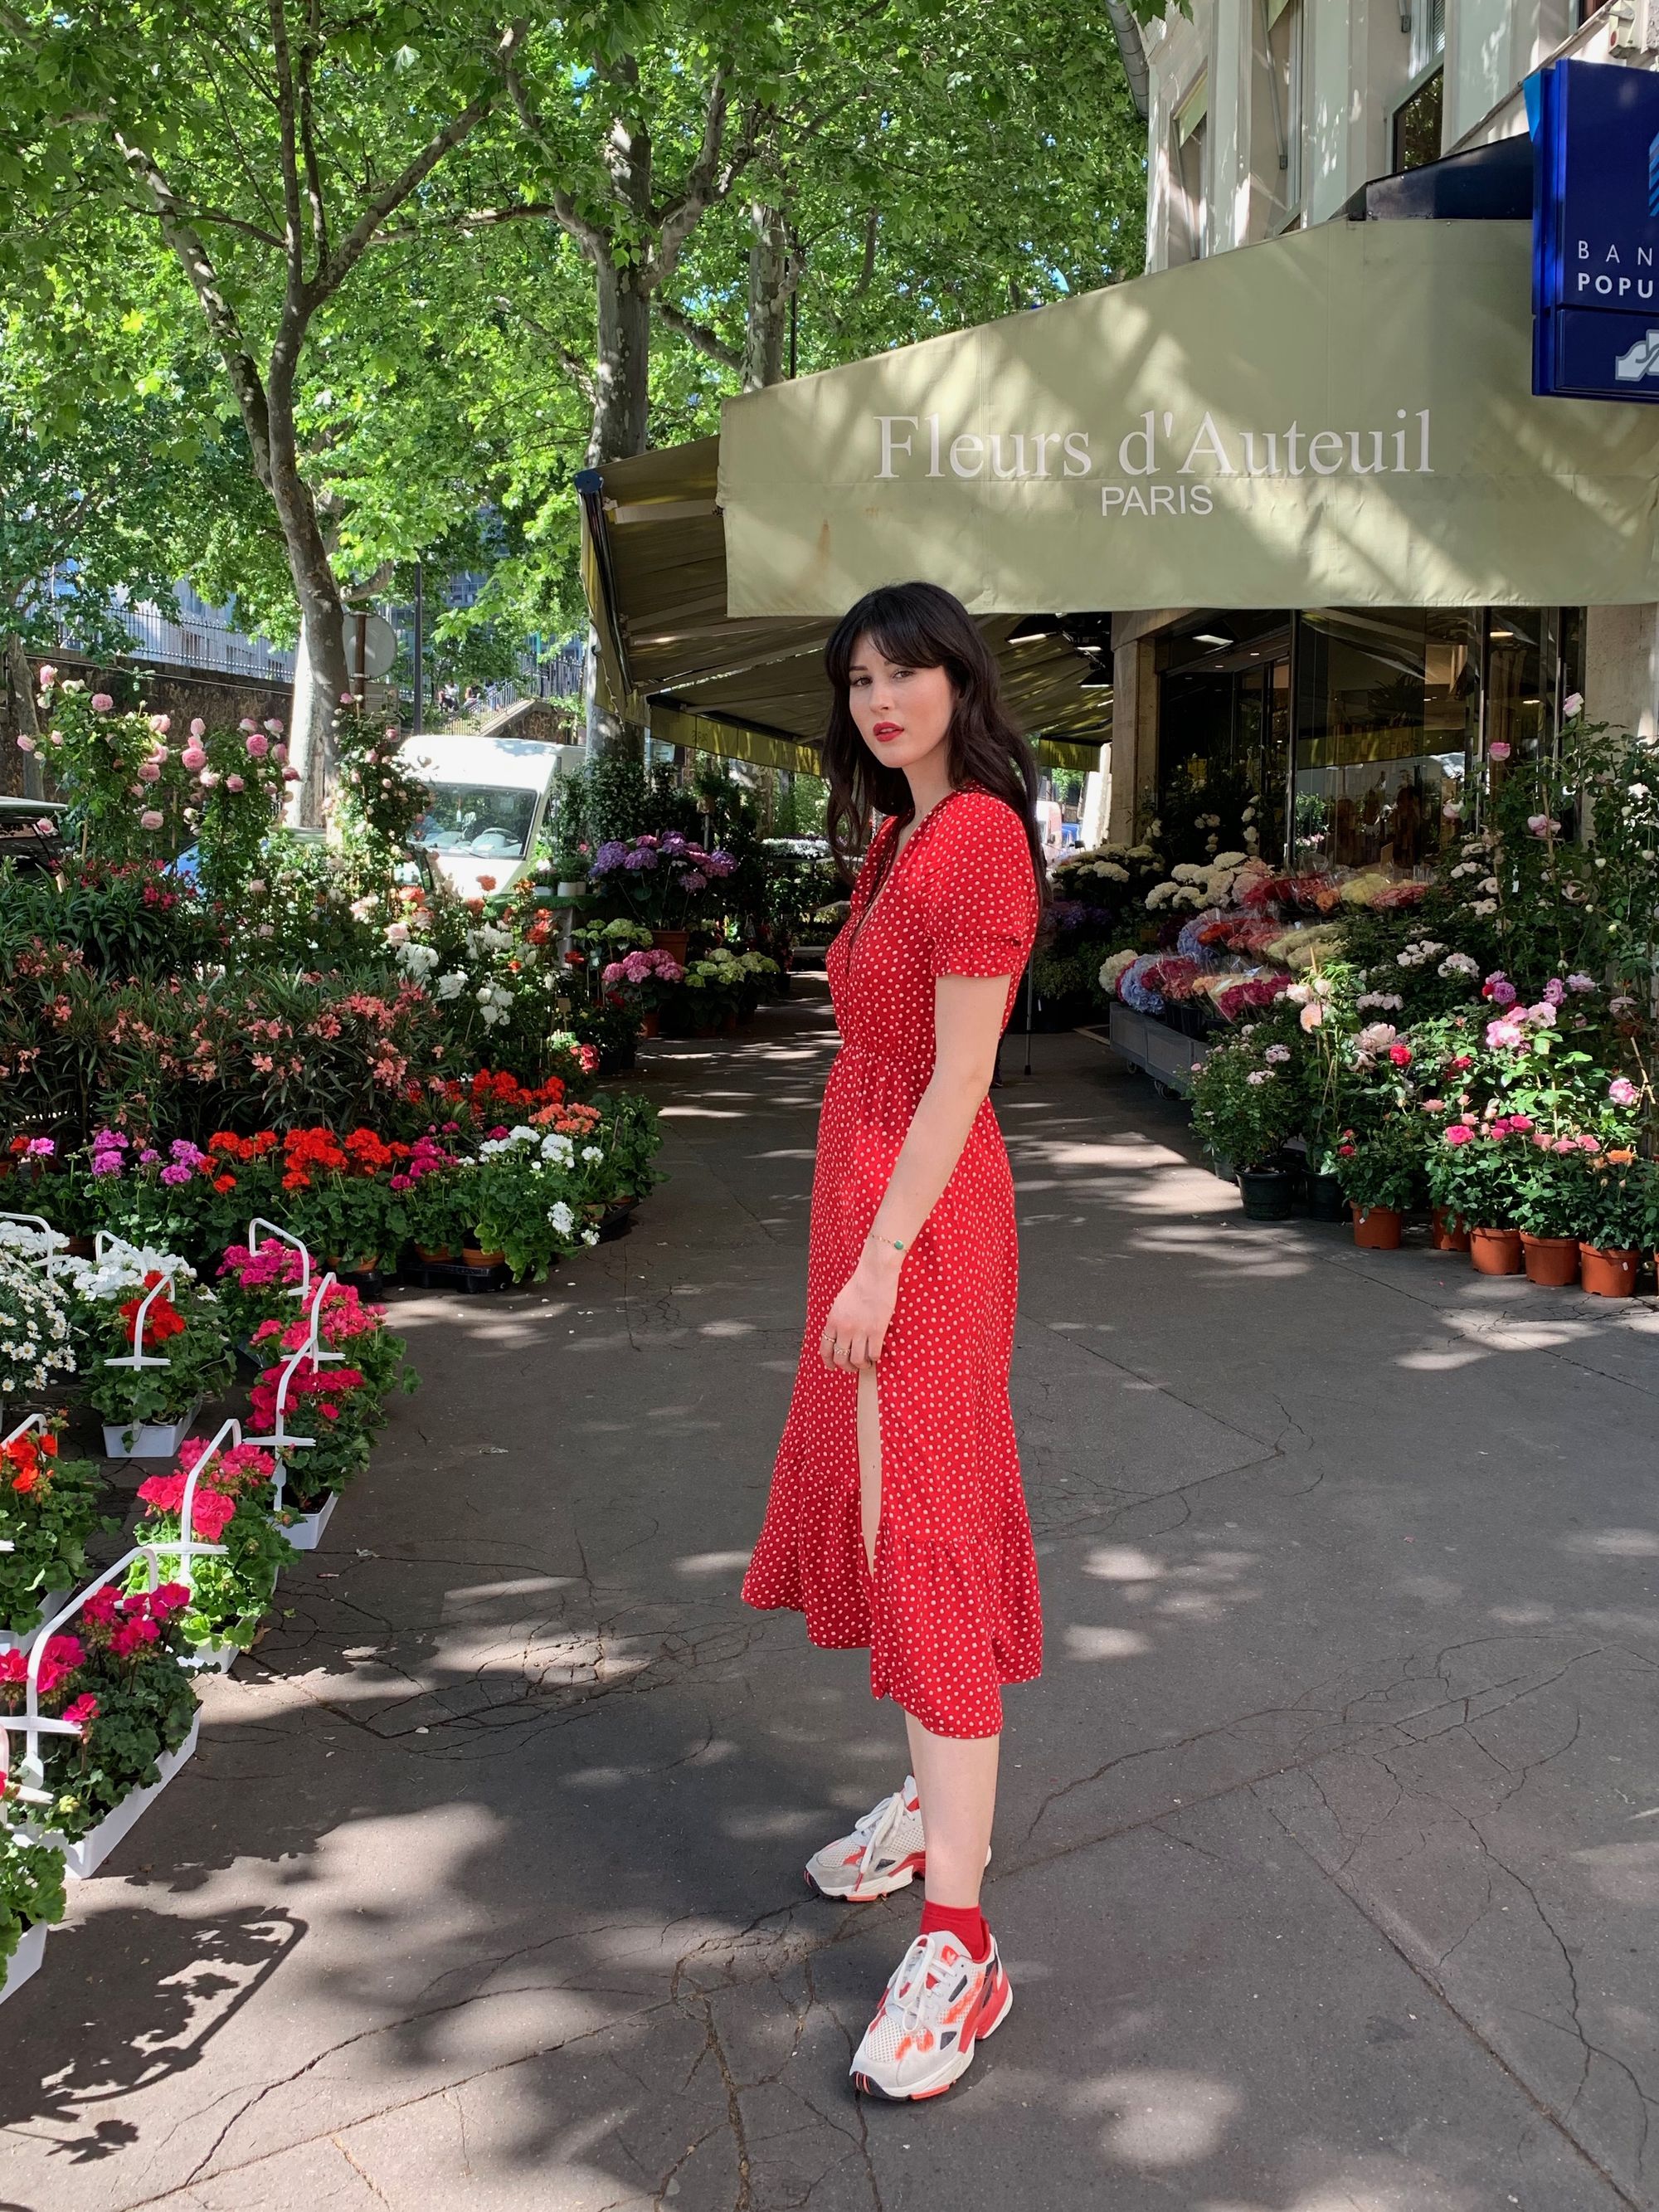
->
[1534,58,1659,402]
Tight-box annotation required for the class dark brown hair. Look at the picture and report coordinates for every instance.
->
[820,581,1047,906]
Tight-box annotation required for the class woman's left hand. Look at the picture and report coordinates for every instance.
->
[820,1254,899,1372]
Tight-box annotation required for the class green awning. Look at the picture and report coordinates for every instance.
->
[718,220,1659,617]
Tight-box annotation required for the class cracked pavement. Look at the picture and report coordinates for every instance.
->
[3,986,1658,2210]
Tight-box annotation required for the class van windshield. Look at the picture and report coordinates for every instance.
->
[414,784,538,859]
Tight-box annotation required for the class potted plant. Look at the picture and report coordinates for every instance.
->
[0,1420,108,1653]
[0,1818,66,2005]
[1572,1148,1651,1297]
[248,1281,414,1411]
[401,1155,482,1264]
[68,1249,234,1457]
[248,1356,380,1518]
[213,1237,316,1352]
[599,945,685,1039]
[1190,1041,1301,1220]
[1334,1120,1420,1250]
[469,1125,602,1280]
[130,1439,294,1669]
[585,832,737,961]
[1512,1143,1588,1287]
[1425,1118,1532,1275]
[3,1579,202,1878]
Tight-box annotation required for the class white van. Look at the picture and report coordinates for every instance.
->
[398,731,584,895]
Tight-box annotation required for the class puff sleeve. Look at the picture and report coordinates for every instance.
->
[925,794,1039,981]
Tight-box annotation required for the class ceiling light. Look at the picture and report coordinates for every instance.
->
[1489,627,1515,640]
[1192,630,1233,648]
[1079,675,1112,690]
[1009,615,1061,643]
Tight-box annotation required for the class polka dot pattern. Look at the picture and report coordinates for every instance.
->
[742,786,1044,1738]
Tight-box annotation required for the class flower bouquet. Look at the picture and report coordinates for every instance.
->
[0,1810,66,1999]
[0,1235,75,1411]
[129,1440,294,1663]
[67,1248,233,1457]
[0,1420,108,1644]
[2,1582,200,1857]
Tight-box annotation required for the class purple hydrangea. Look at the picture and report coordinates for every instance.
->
[622,845,658,870]
[703,849,736,877]
[659,832,689,857]
[681,870,707,892]
[1119,955,1166,1015]
[591,840,628,874]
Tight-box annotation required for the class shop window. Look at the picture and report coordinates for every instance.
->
[1292,609,1477,871]
[1253,0,1303,234]
[1484,611,1551,766]
[1173,77,1209,261]
[1393,67,1443,173]
[1158,621,1292,864]
[1406,0,1445,83]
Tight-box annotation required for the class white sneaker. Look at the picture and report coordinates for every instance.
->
[849,1927,1013,2101]
[804,1776,927,1901]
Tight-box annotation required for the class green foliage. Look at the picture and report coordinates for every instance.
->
[0,1425,107,1638]
[132,1495,294,1654]
[0,1829,66,1975]
[1190,1035,1301,1172]
[0,856,211,982]
[1334,1118,1423,1216]
[70,1264,232,1428]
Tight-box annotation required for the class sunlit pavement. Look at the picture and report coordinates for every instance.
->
[4,978,1658,2212]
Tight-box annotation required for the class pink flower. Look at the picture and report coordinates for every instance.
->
[139,809,164,831]
[1526,814,1559,837]
[1609,1076,1639,1107]
[264,717,284,735]
[1563,691,1584,717]
[137,760,161,783]
[1487,739,1511,761]
[1579,1134,1601,1153]
[1485,1017,1525,1050]
[61,1693,100,1731]
[190,717,207,738]
[181,744,207,771]
[246,732,270,757]
[226,772,246,792]
[1507,1113,1534,1133]
[199,767,220,787]
[17,732,40,753]
[91,692,114,712]
[283,765,300,782]
[1443,1124,1475,1147]
[272,742,287,763]
[340,689,353,704]
[1553,1136,1576,1154]
[149,713,170,734]
[1567,972,1596,993]
[36,663,56,688]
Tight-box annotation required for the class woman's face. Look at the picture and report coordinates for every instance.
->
[845,635,956,777]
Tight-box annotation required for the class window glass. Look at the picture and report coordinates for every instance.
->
[1174,78,1209,261]
[1292,610,1477,870]
[1483,611,1551,766]
[1393,66,1443,173]
[413,784,538,858]
[1253,0,1302,233]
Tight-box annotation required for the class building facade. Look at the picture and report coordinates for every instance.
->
[1112,0,1659,858]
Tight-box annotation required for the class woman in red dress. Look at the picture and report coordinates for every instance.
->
[742,580,1045,2102]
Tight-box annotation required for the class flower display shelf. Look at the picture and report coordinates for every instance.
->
[23,1716,201,1880]
[0,1593,69,1659]
[103,1399,203,1461]
[1092,1005,1205,1097]
[0,1920,48,2007]
[283,1493,337,1552]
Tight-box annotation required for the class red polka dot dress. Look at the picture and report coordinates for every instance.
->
[742,784,1043,1738]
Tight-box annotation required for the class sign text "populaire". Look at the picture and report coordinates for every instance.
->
[873,408,1434,517]
[1534,57,1659,403]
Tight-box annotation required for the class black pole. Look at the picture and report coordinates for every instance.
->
[411,558,425,733]
[1024,958,1035,1077]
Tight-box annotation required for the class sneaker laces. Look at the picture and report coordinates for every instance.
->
[883,1931,969,2038]
[847,1777,916,1875]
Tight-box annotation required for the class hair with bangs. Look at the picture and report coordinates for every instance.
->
[820,581,1046,905]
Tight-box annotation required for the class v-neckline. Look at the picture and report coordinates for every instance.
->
[849,787,964,959]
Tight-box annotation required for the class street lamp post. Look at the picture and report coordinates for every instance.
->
[412,558,425,734]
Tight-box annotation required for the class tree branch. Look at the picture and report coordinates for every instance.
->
[488,293,598,405]
[499,45,613,265]
[268,0,308,287]
[314,19,523,306]
[110,132,275,490]
[299,0,328,272]
[654,297,740,372]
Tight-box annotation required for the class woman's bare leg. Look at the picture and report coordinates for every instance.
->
[904,1714,999,1908]
[859,1366,1000,1906]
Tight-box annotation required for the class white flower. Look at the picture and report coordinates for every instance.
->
[476,985,494,1006]
[581,1145,603,1162]
[1477,877,1498,895]
[436,971,467,1001]
[539,1133,575,1165]
[547,1201,576,1237]
[397,942,440,979]
[1450,862,1479,879]
[1469,898,1498,917]
[1246,1069,1273,1085]
[1438,953,1479,978]
[581,1229,600,1246]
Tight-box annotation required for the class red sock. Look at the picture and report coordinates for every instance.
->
[919,1899,990,1961]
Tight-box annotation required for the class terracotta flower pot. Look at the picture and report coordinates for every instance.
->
[1580,1244,1638,1298]
[1351,1204,1403,1250]
[639,1009,661,1038]
[1469,1225,1523,1276]
[415,1244,455,1264]
[1520,1232,1580,1288]
[461,1245,506,1269]
[1430,1206,1471,1254]
[327,1253,378,1275]
[650,928,690,967]
[721,1008,738,1035]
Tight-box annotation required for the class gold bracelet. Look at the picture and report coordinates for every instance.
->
[866,1230,907,1255]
